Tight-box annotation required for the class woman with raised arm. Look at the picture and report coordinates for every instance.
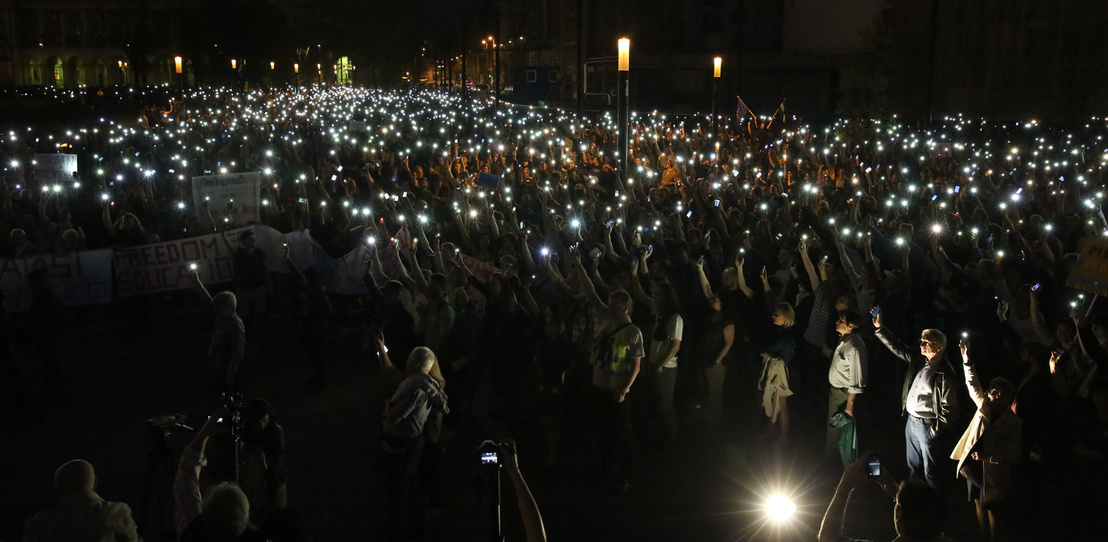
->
[951,339,1022,542]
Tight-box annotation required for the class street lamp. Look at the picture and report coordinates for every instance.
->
[712,56,722,135]
[231,58,237,69]
[617,38,630,172]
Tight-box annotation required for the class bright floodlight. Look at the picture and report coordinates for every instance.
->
[765,495,796,522]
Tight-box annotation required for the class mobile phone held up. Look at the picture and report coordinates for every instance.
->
[870,306,881,319]
[867,455,882,477]
[480,451,498,465]
[1031,283,1041,292]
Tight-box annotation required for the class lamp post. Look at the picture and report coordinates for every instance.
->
[294,63,299,90]
[617,38,630,172]
[174,56,183,88]
[712,56,721,136]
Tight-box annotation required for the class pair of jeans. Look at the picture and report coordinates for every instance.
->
[905,416,940,487]
[825,387,850,463]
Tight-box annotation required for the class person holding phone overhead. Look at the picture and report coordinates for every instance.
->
[950,339,1021,542]
[873,307,960,488]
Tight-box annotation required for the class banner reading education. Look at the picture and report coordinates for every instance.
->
[191,172,261,229]
[33,153,78,184]
[0,250,113,312]
[113,234,233,296]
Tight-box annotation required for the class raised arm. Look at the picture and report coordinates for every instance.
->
[798,239,821,291]
[960,341,986,409]
[872,310,913,363]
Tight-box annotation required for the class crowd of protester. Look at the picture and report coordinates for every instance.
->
[5,85,1108,540]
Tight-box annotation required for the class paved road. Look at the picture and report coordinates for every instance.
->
[1,297,980,541]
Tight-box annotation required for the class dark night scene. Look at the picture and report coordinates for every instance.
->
[2,1,1108,541]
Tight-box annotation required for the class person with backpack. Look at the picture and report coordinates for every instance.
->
[570,251,645,491]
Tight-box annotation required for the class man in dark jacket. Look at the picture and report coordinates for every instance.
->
[873,309,960,488]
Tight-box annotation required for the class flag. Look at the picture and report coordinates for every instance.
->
[736,95,751,120]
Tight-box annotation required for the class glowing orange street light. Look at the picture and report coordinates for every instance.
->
[174,56,183,74]
[617,38,630,72]
[713,56,722,78]
[270,61,275,70]
[231,58,237,69]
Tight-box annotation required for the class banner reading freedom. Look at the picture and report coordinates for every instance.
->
[113,234,232,296]
[191,172,261,229]
[0,250,113,312]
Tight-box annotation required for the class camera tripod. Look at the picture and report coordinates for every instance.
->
[138,414,190,541]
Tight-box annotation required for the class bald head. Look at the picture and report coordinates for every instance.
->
[54,460,95,497]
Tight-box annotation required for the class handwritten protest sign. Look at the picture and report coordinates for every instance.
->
[1067,238,1108,296]
[191,172,261,229]
[33,153,78,184]
[0,250,113,312]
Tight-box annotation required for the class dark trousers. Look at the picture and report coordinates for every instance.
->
[382,435,425,539]
[596,388,635,482]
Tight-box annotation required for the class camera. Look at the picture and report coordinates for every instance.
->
[477,440,506,468]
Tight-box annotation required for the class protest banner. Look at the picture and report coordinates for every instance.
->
[33,153,78,184]
[0,250,113,312]
[113,234,232,296]
[1067,237,1108,296]
[191,172,262,229]
[459,253,502,281]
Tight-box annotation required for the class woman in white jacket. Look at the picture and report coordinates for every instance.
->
[951,340,1022,542]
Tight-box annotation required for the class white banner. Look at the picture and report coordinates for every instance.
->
[191,172,261,229]
[33,153,78,184]
[113,233,233,296]
[0,250,113,312]
[112,225,370,296]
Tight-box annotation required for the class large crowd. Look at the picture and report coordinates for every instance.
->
[4,85,1108,541]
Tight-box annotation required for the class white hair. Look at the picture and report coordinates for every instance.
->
[202,482,250,536]
[213,291,237,310]
[408,346,437,372]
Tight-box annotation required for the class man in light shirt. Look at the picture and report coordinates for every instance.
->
[873,308,959,488]
[827,311,867,465]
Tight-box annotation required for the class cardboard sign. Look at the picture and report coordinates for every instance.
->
[191,172,261,229]
[33,153,78,184]
[1067,237,1108,296]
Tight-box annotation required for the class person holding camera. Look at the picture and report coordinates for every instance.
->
[950,340,1021,542]
[174,412,270,541]
[819,451,955,542]
[872,308,959,487]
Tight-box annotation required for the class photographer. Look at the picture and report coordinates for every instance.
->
[494,439,548,542]
[819,452,954,542]
[174,412,270,541]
